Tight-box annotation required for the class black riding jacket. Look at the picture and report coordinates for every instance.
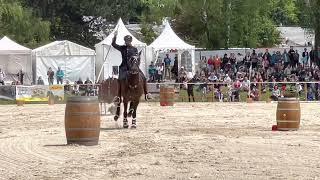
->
[112,37,138,69]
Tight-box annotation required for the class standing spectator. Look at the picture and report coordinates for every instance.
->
[250,50,258,69]
[172,56,179,82]
[302,48,309,67]
[207,56,214,72]
[37,76,44,85]
[163,54,172,80]
[187,77,195,102]
[148,62,156,82]
[288,46,295,68]
[0,68,5,85]
[263,49,272,65]
[17,69,24,85]
[310,47,316,67]
[213,55,221,73]
[47,67,54,85]
[294,50,300,68]
[282,49,290,68]
[56,67,64,84]
[156,63,164,83]
[84,78,93,96]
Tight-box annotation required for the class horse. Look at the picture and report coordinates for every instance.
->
[114,51,144,129]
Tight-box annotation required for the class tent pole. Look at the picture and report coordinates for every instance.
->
[96,25,120,83]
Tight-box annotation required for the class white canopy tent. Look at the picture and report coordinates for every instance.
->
[0,36,32,84]
[95,18,147,81]
[32,40,96,85]
[149,21,196,74]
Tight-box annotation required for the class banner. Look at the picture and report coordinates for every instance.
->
[16,85,49,101]
[49,85,64,101]
[0,86,16,100]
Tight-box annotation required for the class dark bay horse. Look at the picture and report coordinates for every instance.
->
[114,52,144,128]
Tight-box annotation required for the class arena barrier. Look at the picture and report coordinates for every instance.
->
[0,82,319,104]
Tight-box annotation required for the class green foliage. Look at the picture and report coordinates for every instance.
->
[0,0,50,48]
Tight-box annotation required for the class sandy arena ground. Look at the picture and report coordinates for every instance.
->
[0,102,320,180]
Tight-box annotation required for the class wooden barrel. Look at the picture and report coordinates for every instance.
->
[276,98,301,131]
[160,86,175,106]
[16,100,24,106]
[65,96,101,146]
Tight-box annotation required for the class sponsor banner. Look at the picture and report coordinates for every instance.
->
[0,86,16,100]
[49,85,64,101]
[16,86,49,102]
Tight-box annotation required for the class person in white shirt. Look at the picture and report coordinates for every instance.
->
[0,68,5,85]
[242,77,250,91]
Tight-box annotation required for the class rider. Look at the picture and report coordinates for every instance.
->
[112,31,151,101]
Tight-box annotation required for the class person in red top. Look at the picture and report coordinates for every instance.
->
[207,56,214,72]
[213,55,221,73]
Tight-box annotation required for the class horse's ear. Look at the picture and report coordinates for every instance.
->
[138,50,142,56]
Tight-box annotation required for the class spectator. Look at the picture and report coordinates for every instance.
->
[172,56,179,82]
[242,77,250,91]
[0,68,5,85]
[164,54,172,80]
[37,76,44,85]
[250,86,260,101]
[156,63,164,83]
[213,55,221,73]
[271,85,281,101]
[84,78,94,96]
[56,67,64,84]
[47,67,54,85]
[148,62,156,82]
[17,69,24,85]
[282,49,290,68]
[302,48,309,67]
[207,56,214,72]
[187,77,195,102]
[288,46,295,68]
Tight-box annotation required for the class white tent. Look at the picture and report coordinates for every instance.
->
[95,18,147,81]
[0,36,32,84]
[32,40,96,85]
[149,21,196,74]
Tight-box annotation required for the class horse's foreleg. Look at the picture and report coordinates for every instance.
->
[123,100,129,129]
[131,101,139,129]
[128,102,134,118]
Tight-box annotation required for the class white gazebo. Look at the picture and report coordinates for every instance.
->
[149,21,196,74]
[32,40,96,85]
[0,36,32,84]
[95,18,147,81]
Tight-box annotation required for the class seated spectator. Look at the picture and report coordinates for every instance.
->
[307,87,314,101]
[250,86,260,101]
[271,85,281,101]
[208,73,218,82]
[37,76,45,85]
[242,77,250,91]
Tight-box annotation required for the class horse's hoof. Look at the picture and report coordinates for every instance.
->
[131,125,136,129]
[123,125,129,129]
[114,115,119,121]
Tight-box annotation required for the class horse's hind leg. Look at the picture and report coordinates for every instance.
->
[123,100,129,129]
[114,100,121,121]
[131,101,139,129]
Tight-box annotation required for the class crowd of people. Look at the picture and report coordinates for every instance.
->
[149,47,320,102]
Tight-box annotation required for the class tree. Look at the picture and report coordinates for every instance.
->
[20,0,144,48]
[0,0,50,48]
